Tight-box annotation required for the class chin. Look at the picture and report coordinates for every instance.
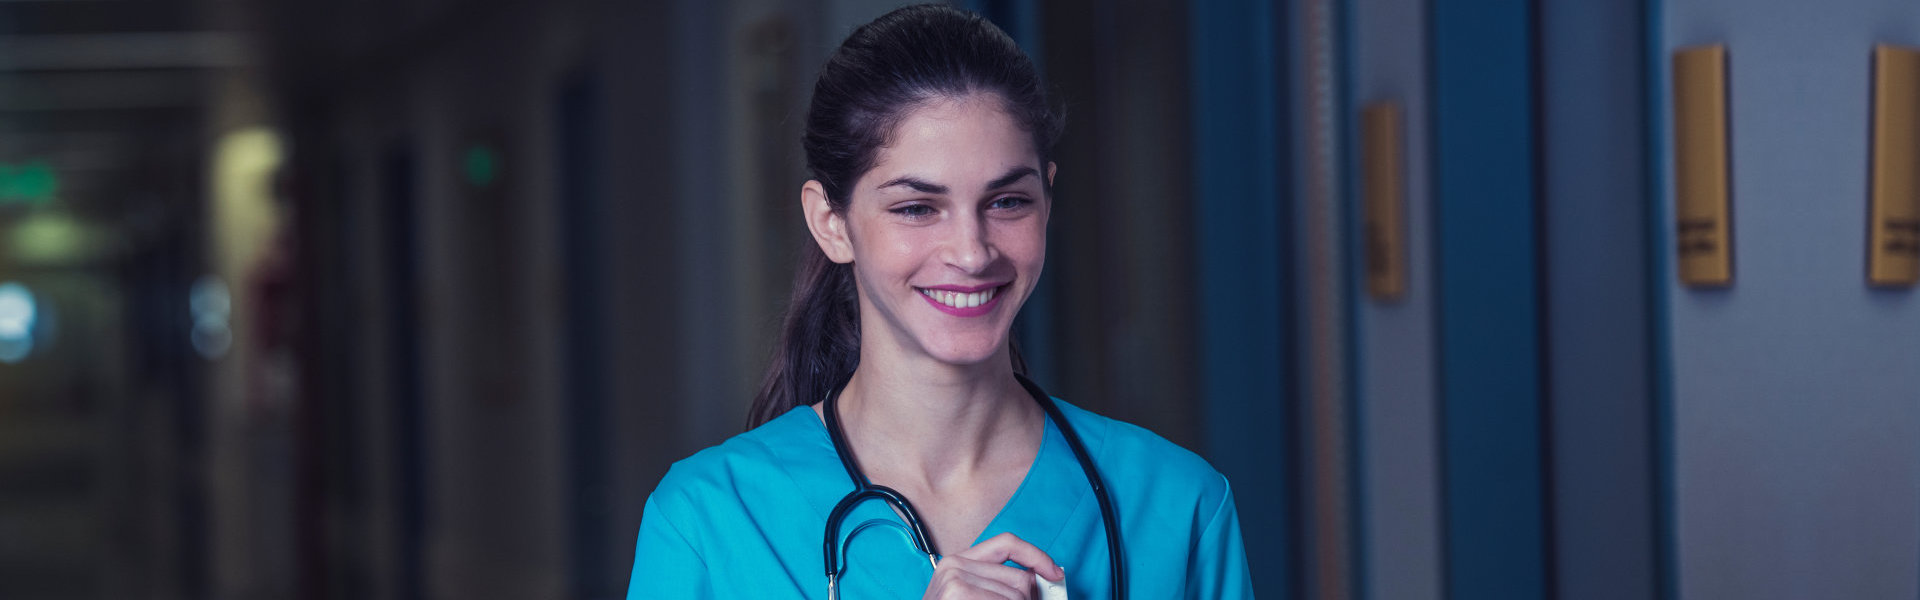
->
[921,338,1009,367]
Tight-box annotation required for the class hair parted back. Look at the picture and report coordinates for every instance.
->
[746,3,1062,429]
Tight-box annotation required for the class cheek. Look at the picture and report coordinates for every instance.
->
[854,225,932,272]
[884,231,931,263]
[999,221,1048,264]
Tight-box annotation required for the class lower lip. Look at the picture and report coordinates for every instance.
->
[919,286,1005,317]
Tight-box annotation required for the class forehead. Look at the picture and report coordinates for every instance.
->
[862,95,1041,189]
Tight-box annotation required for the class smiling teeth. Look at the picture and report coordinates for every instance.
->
[922,286,995,309]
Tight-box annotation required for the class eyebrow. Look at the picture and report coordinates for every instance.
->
[875,166,1039,195]
[986,167,1039,190]
[876,176,948,195]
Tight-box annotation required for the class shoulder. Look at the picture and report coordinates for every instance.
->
[1050,399,1231,507]
[645,406,821,517]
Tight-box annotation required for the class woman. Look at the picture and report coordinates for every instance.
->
[628,5,1253,598]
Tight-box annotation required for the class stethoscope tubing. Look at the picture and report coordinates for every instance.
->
[1018,375,1127,600]
[820,374,1127,599]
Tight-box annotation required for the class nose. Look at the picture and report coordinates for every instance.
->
[942,212,995,274]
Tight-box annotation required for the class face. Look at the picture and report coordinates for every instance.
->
[803,94,1053,369]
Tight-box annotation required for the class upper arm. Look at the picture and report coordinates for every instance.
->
[1187,475,1256,598]
[627,496,712,598]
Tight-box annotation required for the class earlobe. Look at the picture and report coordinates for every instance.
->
[801,181,856,264]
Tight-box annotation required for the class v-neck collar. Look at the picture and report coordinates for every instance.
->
[966,411,1085,549]
[765,402,1088,596]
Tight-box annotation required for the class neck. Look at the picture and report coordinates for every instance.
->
[831,349,1040,484]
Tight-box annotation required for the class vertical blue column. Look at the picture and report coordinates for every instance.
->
[381,146,427,600]
[1539,1,1659,599]
[558,73,613,599]
[1642,3,1677,597]
[1430,0,1548,598]
[1192,1,1292,598]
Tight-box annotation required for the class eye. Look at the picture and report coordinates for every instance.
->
[890,204,936,220]
[988,196,1033,211]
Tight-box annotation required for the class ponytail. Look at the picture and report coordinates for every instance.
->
[748,244,860,428]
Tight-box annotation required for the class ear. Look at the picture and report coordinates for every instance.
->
[802,180,855,264]
[1043,162,1058,219]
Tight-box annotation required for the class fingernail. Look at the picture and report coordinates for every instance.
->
[1055,565,1067,579]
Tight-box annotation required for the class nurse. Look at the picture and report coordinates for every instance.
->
[627,4,1254,598]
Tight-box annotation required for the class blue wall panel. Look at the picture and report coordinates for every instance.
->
[1429,0,1546,598]
[1539,1,1659,599]
[1192,1,1292,598]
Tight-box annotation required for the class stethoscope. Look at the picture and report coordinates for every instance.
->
[821,374,1128,599]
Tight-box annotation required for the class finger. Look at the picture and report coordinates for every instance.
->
[937,555,1037,595]
[954,570,1023,600]
[928,564,1024,600]
[953,532,1065,581]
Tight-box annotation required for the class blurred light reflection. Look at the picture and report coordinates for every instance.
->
[191,275,231,359]
[0,281,36,363]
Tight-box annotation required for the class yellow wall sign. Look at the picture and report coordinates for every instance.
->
[1361,102,1406,302]
[1871,44,1920,287]
[1672,45,1733,287]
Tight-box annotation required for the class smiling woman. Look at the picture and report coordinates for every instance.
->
[804,95,1049,373]
[626,5,1254,599]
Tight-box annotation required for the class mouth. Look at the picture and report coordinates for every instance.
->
[915,283,1010,316]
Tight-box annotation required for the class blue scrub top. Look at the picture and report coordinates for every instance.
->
[627,398,1255,598]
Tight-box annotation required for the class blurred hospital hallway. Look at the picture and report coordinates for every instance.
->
[2,0,1918,599]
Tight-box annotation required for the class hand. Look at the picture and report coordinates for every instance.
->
[921,533,1067,599]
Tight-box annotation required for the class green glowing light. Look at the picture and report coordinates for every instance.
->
[15,162,56,200]
[464,145,499,189]
[0,161,59,206]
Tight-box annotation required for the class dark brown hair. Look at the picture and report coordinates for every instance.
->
[746,4,1061,428]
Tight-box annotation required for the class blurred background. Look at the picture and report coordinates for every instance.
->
[2,0,1918,599]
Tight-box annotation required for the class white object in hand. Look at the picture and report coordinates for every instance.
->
[1035,571,1068,600]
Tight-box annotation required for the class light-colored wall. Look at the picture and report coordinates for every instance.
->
[1346,0,1442,599]
[1658,1,1920,597]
